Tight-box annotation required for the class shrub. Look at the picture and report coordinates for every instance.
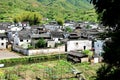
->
[0,54,66,67]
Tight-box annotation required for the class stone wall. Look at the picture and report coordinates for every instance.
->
[12,45,65,56]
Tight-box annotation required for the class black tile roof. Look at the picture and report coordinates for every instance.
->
[51,31,64,38]
[18,30,31,40]
[0,33,7,38]
[68,51,88,58]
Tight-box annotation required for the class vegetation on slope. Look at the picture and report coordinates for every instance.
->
[0,60,101,80]
[0,0,97,22]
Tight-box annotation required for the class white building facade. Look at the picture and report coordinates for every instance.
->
[67,40,92,52]
[0,34,8,49]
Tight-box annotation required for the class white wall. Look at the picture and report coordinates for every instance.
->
[28,46,65,55]
[47,41,55,48]
[67,40,92,52]
[11,27,22,31]
[19,39,31,46]
[12,45,65,56]
[0,30,5,33]
[14,35,31,47]
[0,38,8,49]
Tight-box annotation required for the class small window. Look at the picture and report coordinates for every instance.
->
[27,40,28,42]
[20,40,23,42]
[97,44,99,47]
[1,43,4,46]
[83,46,86,50]
[76,42,78,45]
[1,37,4,40]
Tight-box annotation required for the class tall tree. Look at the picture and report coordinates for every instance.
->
[36,38,46,48]
[91,0,120,80]
[56,18,64,26]
[13,12,42,25]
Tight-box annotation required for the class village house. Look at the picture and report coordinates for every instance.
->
[50,31,64,43]
[31,26,47,34]
[0,22,12,28]
[63,20,76,30]
[13,30,31,48]
[47,40,56,48]
[7,31,17,44]
[0,21,105,57]
[44,21,62,31]
[94,40,104,56]
[67,51,89,63]
[30,33,51,48]
[68,33,80,39]
[87,29,100,40]
[0,25,7,33]
[0,33,8,49]
[66,39,92,52]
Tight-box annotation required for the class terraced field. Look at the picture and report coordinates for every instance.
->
[0,60,101,80]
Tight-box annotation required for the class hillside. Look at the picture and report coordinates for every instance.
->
[0,0,97,22]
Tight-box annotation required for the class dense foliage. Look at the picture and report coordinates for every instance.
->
[65,26,73,33]
[0,54,66,67]
[0,60,101,80]
[0,0,97,22]
[13,12,42,25]
[91,0,120,80]
[35,38,46,48]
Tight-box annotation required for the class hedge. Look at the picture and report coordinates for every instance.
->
[0,54,66,67]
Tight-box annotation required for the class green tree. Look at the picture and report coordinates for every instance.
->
[36,38,46,48]
[91,0,120,80]
[13,12,42,25]
[56,18,64,26]
[65,26,73,33]
[82,50,93,57]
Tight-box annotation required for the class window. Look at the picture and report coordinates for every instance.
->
[76,42,78,45]
[20,40,23,42]
[1,37,4,40]
[1,43,4,46]
[27,40,28,42]
[97,44,99,47]
[83,46,86,50]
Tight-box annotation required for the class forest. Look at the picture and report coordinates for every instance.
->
[0,0,97,22]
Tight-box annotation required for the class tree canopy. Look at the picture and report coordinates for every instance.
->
[56,18,64,26]
[91,0,120,28]
[13,12,42,25]
[91,0,120,80]
[36,38,46,48]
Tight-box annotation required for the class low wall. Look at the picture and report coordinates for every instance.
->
[0,54,66,67]
[12,45,65,56]
[12,45,28,55]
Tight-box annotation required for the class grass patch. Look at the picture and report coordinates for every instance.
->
[0,60,101,80]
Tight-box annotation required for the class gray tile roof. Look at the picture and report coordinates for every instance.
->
[18,30,31,40]
[0,25,8,30]
[68,51,88,58]
[30,33,51,39]
[51,31,64,38]
[0,33,7,38]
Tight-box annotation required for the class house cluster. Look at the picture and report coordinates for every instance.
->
[0,21,105,58]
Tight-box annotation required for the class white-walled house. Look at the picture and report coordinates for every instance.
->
[13,31,31,48]
[66,40,92,52]
[0,25,7,33]
[0,33,8,49]
[94,40,104,56]
[44,24,61,31]
[10,27,23,31]
[47,40,55,48]
[0,28,5,33]
[51,31,64,43]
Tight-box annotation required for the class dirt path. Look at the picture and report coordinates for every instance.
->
[0,49,22,59]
